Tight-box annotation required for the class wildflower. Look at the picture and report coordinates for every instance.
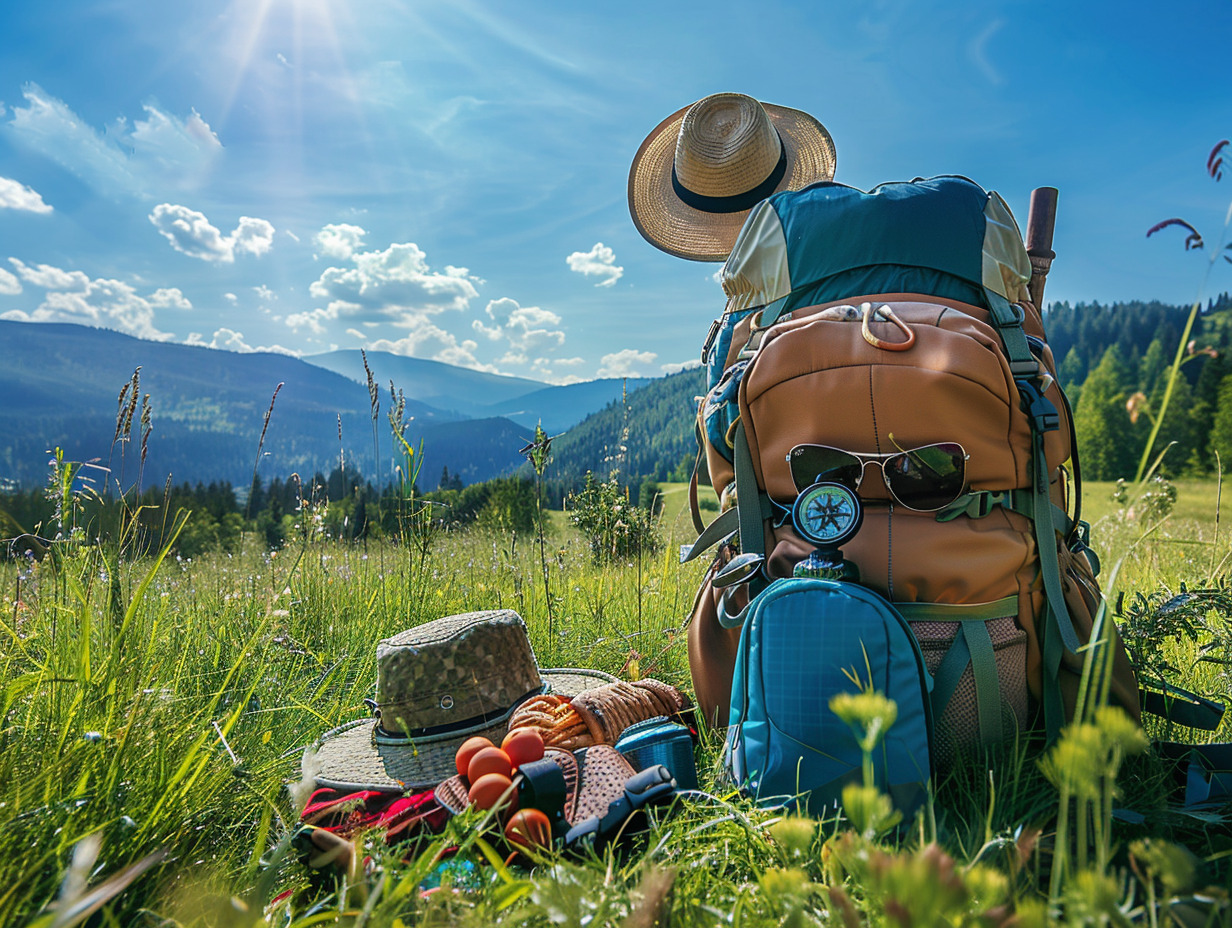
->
[841,783,900,837]
[1129,839,1196,896]
[767,816,817,859]
[1063,871,1129,924]
[830,690,897,754]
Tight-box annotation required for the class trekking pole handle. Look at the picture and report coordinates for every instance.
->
[1026,187,1058,308]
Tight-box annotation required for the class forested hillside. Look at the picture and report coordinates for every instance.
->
[531,366,706,498]
[1047,293,1232,479]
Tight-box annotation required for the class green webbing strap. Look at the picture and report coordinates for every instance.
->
[983,285,1079,742]
[733,422,766,561]
[929,630,970,727]
[984,290,1039,379]
[895,596,1019,623]
[680,508,739,564]
[936,490,1073,539]
[898,597,1018,745]
[963,619,1005,747]
[935,489,1031,522]
[1141,684,1225,732]
[1031,427,1081,741]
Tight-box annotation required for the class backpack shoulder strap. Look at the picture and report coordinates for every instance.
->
[983,285,1084,740]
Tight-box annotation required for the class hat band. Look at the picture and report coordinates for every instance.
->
[371,684,545,745]
[671,133,788,214]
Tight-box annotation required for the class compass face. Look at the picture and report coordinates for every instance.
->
[792,482,863,548]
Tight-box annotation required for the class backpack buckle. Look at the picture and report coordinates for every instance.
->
[934,490,1009,522]
[1015,378,1059,433]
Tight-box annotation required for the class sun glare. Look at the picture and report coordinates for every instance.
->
[217,0,349,128]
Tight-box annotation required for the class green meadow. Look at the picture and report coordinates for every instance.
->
[2,475,1231,926]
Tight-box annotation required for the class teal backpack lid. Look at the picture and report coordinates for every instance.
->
[719,174,1030,321]
[770,175,989,302]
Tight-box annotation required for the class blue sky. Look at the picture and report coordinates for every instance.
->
[1,0,1230,384]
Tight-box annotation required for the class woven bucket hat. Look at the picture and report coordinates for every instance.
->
[307,610,617,792]
[628,92,836,262]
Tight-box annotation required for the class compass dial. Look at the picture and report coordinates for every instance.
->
[792,482,863,548]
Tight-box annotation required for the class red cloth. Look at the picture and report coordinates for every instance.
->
[301,787,448,844]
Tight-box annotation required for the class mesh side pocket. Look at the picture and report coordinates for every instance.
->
[911,616,1028,773]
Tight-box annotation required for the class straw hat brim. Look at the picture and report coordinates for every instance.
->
[628,100,836,262]
[307,668,617,793]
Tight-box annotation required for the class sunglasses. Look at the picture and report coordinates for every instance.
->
[787,442,970,512]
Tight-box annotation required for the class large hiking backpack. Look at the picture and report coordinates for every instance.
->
[683,176,1143,794]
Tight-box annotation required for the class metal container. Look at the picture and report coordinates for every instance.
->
[614,716,697,790]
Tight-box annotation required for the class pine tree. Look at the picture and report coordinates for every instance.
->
[1073,345,1139,480]
[1210,375,1232,477]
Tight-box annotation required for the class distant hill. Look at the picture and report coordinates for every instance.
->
[304,349,544,416]
[0,321,531,490]
[305,348,649,433]
[484,378,652,433]
[533,366,706,489]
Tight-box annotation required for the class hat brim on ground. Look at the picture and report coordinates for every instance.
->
[628,101,836,262]
[307,668,618,793]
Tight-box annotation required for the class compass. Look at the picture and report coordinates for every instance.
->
[792,482,863,549]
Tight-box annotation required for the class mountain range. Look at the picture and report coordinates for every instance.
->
[306,349,650,433]
[0,320,683,493]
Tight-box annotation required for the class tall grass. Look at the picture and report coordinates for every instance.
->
[4,473,1232,924]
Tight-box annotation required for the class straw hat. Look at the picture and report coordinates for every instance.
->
[307,610,617,792]
[628,92,836,262]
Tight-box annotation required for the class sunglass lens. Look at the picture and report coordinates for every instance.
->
[789,446,863,493]
[884,443,966,510]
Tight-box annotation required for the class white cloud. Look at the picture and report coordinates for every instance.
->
[3,276,173,340]
[9,258,89,290]
[253,284,276,302]
[149,287,191,310]
[4,84,222,200]
[525,356,584,385]
[968,19,1005,86]
[598,348,657,377]
[232,217,276,256]
[368,320,499,372]
[567,242,623,288]
[315,223,366,260]
[472,297,565,353]
[286,304,358,335]
[0,267,21,295]
[185,327,298,355]
[149,204,275,262]
[661,358,702,374]
[308,242,479,322]
[553,356,586,367]
[0,176,52,213]
[224,292,238,303]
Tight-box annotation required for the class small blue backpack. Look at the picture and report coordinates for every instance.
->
[723,575,933,815]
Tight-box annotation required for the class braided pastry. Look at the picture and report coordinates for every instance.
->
[507,694,597,750]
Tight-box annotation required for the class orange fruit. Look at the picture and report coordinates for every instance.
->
[455,736,495,779]
[468,772,516,811]
[504,808,552,852]
[467,746,513,782]
[501,728,545,768]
